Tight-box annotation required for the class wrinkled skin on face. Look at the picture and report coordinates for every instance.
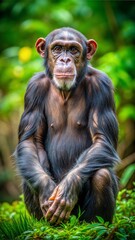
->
[36,28,97,91]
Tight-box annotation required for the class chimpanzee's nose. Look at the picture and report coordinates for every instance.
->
[59,57,71,64]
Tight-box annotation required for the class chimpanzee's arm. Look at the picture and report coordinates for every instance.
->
[45,72,120,224]
[69,72,120,182]
[15,74,56,204]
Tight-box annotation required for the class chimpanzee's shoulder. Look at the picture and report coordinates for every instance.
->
[27,72,50,90]
[86,66,113,89]
[29,72,46,82]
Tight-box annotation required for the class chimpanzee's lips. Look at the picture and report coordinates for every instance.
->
[55,74,75,79]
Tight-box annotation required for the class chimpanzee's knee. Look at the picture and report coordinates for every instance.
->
[92,168,118,197]
[91,168,118,222]
[76,168,118,223]
[92,168,111,190]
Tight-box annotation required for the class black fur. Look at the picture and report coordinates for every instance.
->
[15,28,119,223]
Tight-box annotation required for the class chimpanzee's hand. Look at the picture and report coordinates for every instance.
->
[39,178,56,216]
[45,174,81,225]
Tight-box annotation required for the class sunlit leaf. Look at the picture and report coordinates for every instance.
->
[119,105,135,121]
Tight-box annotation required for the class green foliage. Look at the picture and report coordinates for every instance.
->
[0,189,135,240]
[97,46,135,122]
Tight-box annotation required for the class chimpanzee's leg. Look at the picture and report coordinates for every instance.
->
[72,168,118,223]
[23,181,43,220]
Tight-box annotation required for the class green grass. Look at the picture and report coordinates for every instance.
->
[0,189,135,240]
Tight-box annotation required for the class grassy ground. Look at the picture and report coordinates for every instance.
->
[0,189,135,240]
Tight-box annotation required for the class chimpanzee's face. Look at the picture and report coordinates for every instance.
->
[35,28,97,91]
[48,31,84,90]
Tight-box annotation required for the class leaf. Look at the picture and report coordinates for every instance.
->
[95,229,107,240]
[119,105,135,121]
[96,216,104,224]
[120,164,135,187]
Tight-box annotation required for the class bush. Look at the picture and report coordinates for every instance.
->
[0,189,135,240]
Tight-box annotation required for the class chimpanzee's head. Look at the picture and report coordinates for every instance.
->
[36,27,97,91]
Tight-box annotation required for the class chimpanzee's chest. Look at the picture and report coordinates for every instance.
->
[45,88,89,134]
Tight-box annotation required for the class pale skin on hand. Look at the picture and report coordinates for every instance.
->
[44,180,78,224]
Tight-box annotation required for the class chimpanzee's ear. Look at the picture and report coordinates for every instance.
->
[35,38,46,58]
[87,39,97,60]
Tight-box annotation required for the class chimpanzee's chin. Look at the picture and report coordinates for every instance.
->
[53,76,75,91]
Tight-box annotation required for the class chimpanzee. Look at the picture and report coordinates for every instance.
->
[15,27,120,225]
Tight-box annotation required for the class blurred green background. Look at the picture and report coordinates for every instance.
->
[0,0,135,202]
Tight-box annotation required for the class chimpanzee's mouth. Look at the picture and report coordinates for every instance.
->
[55,74,75,79]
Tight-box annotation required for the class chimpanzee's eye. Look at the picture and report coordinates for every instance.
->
[53,45,63,53]
[69,46,79,55]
